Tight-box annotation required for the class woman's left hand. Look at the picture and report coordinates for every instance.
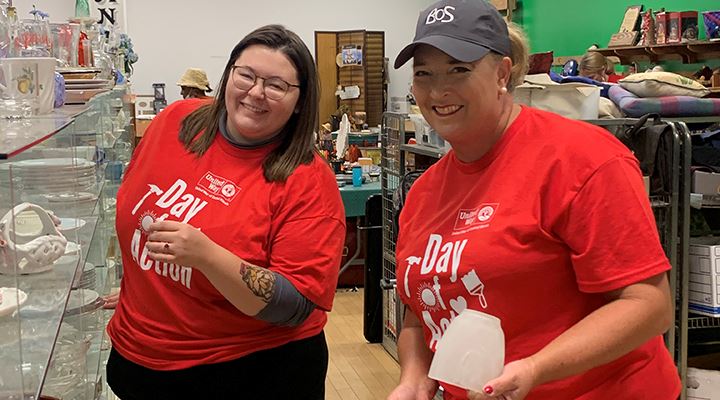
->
[146,220,214,268]
[467,358,539,400]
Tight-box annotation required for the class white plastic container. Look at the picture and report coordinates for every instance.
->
[408,113,452,152]
[428,309,505,392]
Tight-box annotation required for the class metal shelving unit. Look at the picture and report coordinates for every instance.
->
[380,112,405,360]
[583,116,720,126]
[689,316,720,330]
[675,121,693,400]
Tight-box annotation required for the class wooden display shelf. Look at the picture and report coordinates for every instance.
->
[594,41,720,64]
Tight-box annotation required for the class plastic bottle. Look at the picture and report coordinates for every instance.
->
[352,166,362,187]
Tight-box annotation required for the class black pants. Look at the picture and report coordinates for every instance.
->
[107,331,328,400]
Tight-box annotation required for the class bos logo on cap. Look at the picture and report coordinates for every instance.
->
[426,6,456,24]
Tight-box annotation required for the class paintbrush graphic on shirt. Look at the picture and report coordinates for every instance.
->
[461,270,488,308]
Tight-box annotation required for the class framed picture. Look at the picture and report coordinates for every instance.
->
[341,45,363,66]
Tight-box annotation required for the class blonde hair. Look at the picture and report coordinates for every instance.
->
[506,22,529,92]
[579,52,607,78]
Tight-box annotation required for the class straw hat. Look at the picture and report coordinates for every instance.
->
[176,68,212,91]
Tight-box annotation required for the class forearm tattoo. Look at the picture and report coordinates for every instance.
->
[239,262,276,303]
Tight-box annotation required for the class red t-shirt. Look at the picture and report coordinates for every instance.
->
[396,107,680,400]
[107,99,345,370]
[607,74,624,83]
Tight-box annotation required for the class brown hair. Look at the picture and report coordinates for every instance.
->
[178,25,319,183]
[181,86,210,99]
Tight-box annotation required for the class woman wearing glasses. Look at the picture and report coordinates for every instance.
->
[106,25,345,399]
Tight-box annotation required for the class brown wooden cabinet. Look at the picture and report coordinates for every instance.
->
[315,30,386,130]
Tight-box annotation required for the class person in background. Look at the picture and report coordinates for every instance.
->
[177,67,213,99]
[388,1,680,399]
[106,25,345,399]
[578,51,608,82]
[604,57,624,83]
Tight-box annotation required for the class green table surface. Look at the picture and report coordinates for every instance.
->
[339,181,381,218]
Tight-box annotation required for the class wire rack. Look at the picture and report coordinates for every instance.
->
[688,316,720,329]
[380,112,406,360]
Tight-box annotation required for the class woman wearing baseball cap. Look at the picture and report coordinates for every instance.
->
[390,1,681,399]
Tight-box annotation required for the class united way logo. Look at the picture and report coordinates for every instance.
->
[453,203,499,231]
[195,172,240,205]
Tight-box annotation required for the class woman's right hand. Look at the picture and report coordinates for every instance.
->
[102,289,121,309]
[387,382,435,400]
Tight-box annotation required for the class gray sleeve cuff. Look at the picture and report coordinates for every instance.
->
[254,272,317,327]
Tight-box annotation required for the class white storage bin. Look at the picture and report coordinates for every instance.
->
[408,114,452,152]
[389,96,409,114]
[515,74,601,120]
[689,237,720,317]
[688,367,720,400]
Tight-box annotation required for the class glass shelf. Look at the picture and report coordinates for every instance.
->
[0,88,133,400]
[0,214,98,399]
[0,117,73,160]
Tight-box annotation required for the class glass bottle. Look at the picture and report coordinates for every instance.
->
[75,0,90,19]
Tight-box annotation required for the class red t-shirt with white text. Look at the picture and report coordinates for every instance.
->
[396,107,680,399]
[107,99,345,370]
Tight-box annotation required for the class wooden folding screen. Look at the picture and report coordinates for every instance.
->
[315,30,386,130]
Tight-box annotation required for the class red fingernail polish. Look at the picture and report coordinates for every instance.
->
[484,386,493,394]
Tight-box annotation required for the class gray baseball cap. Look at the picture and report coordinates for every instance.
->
[394,0,511,69]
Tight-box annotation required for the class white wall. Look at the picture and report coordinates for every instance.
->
[19,0,431,104]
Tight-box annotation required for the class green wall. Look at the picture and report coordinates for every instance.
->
[516,0,720,70]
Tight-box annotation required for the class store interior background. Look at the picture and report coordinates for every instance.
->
[519,0,720,73]
[13,0,720,104]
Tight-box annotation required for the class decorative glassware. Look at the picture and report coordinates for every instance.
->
[16,11,51,58]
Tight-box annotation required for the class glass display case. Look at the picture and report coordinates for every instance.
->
[0,87,133,400]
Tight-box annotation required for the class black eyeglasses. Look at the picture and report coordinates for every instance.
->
[230,65,300,100]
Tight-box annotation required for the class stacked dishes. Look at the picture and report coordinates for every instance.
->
[64,78,113,91]
[59,67,112,104]
[43,192,99,218]
[0,158,97,195]
[64,79,113,105]
[77,262,96,290]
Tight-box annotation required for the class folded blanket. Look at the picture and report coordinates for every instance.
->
[549,72,613,98]
[608,85,720,118]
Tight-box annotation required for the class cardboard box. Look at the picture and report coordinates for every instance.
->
[668,12,682,43]
[689,237,720,317]
[680,11,699,42]
[515,74,601,120]
[404,118,415,133]
[656,12,668,44]
[687,367,720,400]
[135,115,154,138]
[693,171,720,195]
[667,11,698,43]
